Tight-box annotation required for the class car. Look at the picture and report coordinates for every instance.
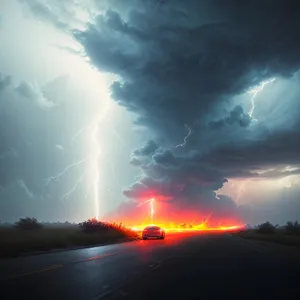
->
[142,225,165,240]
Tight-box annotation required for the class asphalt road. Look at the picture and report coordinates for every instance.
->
[1,232,300,300]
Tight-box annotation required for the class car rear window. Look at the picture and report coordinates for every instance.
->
[146,226,160,230]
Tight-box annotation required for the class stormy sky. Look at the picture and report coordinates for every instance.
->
[1,0,300,225]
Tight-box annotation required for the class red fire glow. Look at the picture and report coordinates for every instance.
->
[107,197,245,233]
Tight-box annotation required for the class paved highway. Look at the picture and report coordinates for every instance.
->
[1,232,300,299]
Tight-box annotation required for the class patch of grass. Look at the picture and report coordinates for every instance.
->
[235,221,300,248]
[0,219,139,258]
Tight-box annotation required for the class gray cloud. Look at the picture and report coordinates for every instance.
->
[13,0,300,223]
[74,0,300,220]
[209,106,252,129]
[16,81,55,109]
[18,0,93,31]
[132,140,158,156]
[20,0,68,29]
[238,182,300,225]
[129,157,143,166]
[153,150,178,167]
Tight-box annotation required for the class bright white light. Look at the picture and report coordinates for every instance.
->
[149,198,155,220]
[278,177,292,188]
[248,78,276,118]
[141,198,155,221]
[90,103,112,219]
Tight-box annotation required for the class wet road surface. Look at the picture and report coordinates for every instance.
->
[1,232,300,299]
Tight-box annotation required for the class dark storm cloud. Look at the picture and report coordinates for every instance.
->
[209,106,252,129]
[75,0,300,216]
[198,128,300,180]
[129,140,159,166]
[153,150,177,167]
[76,0,300,144]
[132,140,158,157]
[125,149,229,212]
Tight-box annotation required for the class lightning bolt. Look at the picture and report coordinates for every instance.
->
[149,198,155,220]
[71,127,86,143]
[45,158,86,185]
[92,118,101,219]
[248,78,276,118]
[143,198,155,221]
[46,101,111,218]
[91,103,112,219]
[140,198,155,221]
[175,124,192,148]
[203,213,212,225]
[62,172,86,200]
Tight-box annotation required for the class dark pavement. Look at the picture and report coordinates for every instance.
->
[1,232,300,300]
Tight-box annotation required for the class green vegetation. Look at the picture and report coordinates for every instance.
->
[14,217,43,230]
[236,221,300,248]
[0,217,139,258]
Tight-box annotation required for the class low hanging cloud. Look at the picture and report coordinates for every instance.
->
[72,0,300,220]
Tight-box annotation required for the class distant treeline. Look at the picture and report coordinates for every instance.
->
[0,220,77,226]
[0,217,133,234]
[245,221,300,234]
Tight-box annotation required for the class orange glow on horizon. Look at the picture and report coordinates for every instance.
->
[104,197,245,233]
[89,217,244,233]
[129,221,245,233]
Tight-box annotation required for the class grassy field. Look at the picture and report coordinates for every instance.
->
[235,229,300,248]
[0,224,139,258]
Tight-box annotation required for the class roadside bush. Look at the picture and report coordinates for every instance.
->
[256,221,277,234]
[14,217,43,230]
[78,218,135,237]
[79,218,110,233]
[285,221,300,234]
[245,224,252,229]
